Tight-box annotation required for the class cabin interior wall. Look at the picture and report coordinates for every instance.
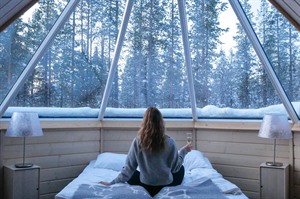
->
[0,125,299,199]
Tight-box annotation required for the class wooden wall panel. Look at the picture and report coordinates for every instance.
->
[294,132,300,199]
[0,123,299,199]
[1,129,100,198]
[213,165,258,180]
[102,129,136,153]
[295,185,300,199]
[196,128,292,198]
[197,141,290,157]
[227,177,259,194]
[0,130,3,198]
[101,129,193,153]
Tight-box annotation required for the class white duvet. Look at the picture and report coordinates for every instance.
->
[55,150,248,199]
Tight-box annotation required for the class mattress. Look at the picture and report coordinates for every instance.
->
[55,150,249,199]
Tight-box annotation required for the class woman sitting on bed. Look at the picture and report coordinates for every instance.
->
[99,106,192,197]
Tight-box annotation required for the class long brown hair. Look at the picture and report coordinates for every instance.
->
[138,107,165,153]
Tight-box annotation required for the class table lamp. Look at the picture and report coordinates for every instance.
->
[5,112,43,168]
[258,114,292,167]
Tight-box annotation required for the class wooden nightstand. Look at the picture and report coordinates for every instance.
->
[4,165,40,199]
[260,162,289,199]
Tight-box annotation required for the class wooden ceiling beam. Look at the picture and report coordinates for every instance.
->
[0,0,38,32]
[268,0,300,32]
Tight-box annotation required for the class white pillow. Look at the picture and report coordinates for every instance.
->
[183,150,209,171]
[94,152,127,171]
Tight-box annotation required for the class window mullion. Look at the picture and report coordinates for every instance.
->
[98,0,134,120]
[177,0,197,121]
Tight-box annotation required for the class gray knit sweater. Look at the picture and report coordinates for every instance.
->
[110,135,188,186]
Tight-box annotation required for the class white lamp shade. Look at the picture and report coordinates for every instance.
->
[5,112,43,137]
[258,114,292,139]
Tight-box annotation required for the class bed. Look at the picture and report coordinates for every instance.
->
[55,150,249,199]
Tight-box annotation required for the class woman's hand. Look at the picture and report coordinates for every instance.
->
[98,181,111,186]
[184,143,193,152]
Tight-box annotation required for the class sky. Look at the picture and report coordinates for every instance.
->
[219,0,261,53]
[21,3,39,22]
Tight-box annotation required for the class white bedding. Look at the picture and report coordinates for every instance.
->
[55,150,248,199]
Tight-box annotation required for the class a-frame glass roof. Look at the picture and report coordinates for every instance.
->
[0,0,299,121]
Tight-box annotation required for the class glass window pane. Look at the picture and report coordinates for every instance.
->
[3,0,113,118]
[107,0,190,111]
[0,1,68,104]
[191,0,285,119]
[242,0,300,119]
[1,0,298,119]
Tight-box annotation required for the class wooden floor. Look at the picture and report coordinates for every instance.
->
[0,120,299,199]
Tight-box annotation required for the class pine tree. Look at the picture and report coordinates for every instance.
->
[256,0,300,106]
[188,0,227,107]
[160,0,188,108]
[23,0,62,107]
[120,0,167,108]
[232,0,257,108]
[211,49,235,107]
[0,19,28,105]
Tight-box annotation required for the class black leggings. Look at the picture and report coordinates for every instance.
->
[127,166,185,197]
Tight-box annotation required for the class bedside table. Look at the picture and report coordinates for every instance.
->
[4,165,40,199]
[260,162,289,199]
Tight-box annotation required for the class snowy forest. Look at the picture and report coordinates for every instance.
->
[0,0,300,114]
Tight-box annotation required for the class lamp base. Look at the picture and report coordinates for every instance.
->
[265,161,283,167]
[15,163,33,168]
